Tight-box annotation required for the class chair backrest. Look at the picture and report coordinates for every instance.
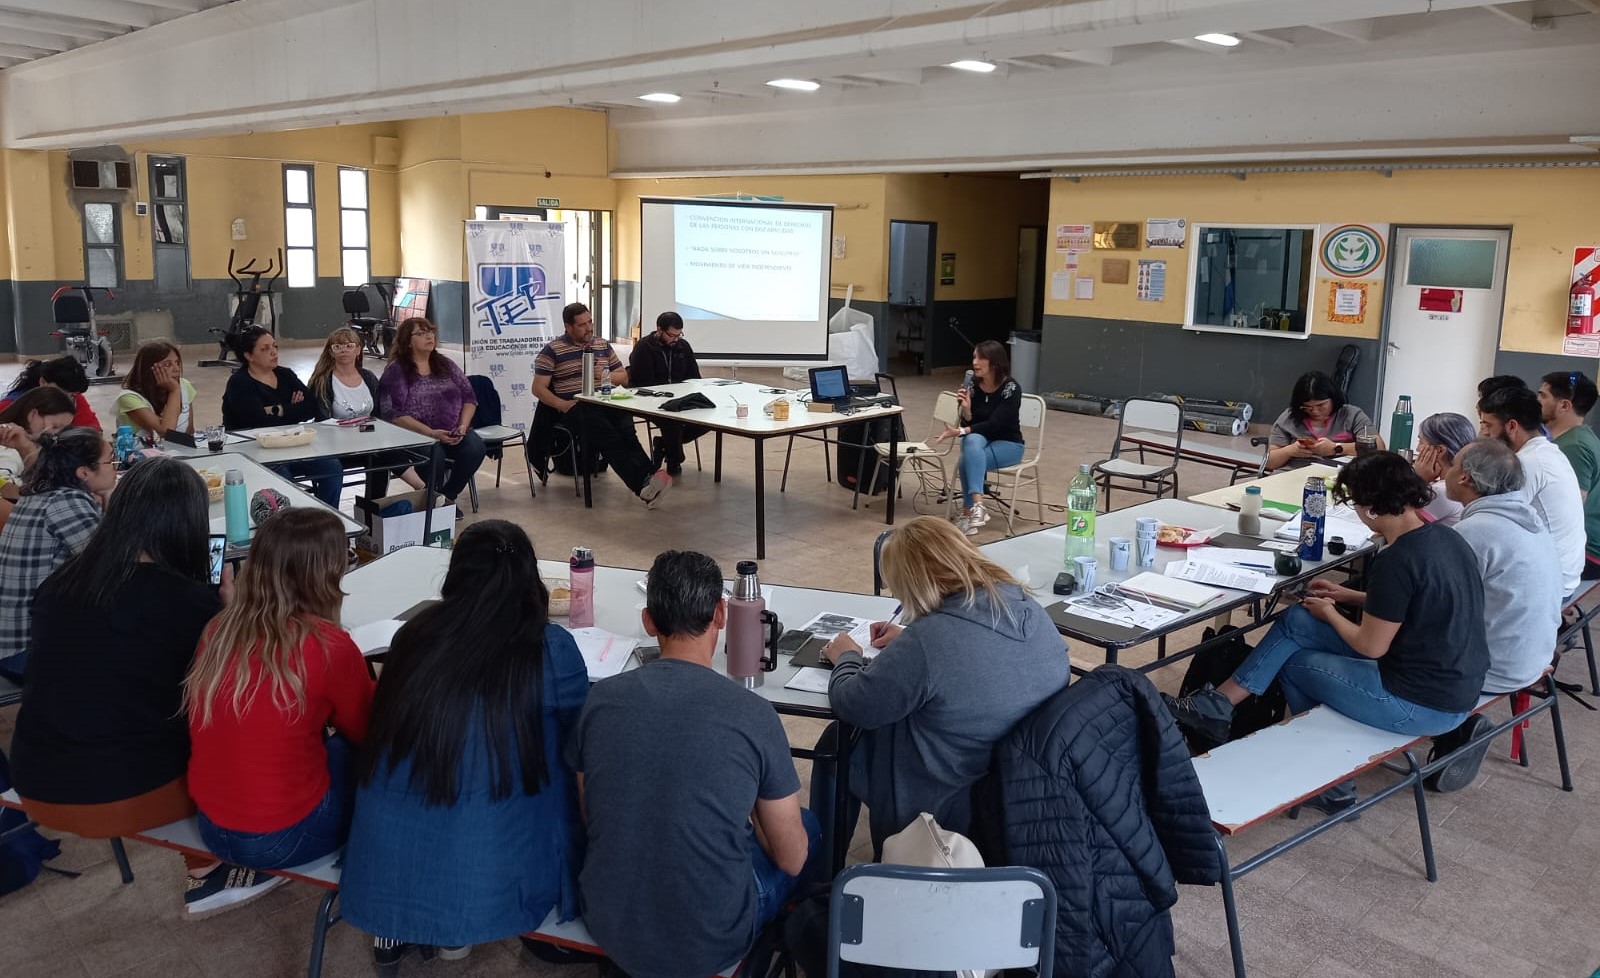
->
[467,375,503,428]
[52,293,90,326]
[872,528,892,595]
[1120,398,1182,434]
[875,372,900,402]
[342,289,370,316]
[1018,393,1047,460]
[933,391,962,426]
[827,864,1056,978]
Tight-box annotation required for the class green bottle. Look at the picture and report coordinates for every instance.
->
[1388,396,1414,455]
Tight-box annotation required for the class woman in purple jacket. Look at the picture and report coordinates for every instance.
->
[377,319,485,514]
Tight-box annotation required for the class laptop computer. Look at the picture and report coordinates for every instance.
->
[808,365,883,409]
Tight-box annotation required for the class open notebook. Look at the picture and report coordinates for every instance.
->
[1115,572,1225,610]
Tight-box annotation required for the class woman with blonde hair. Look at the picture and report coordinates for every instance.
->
[308,327,424,498]
[185,507,375,870]
[813,516,1070,853]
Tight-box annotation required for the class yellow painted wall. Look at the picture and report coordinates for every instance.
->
[884,174,1049,301]
[3,150,60,281]
[613,175,891,303]
[1043,164,1600,354]
[0,152,9,278]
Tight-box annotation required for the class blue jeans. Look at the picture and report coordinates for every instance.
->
[1233,606,1469,736]
[749,808,822,931]
[198,735,355,870]
[958,435,1025,509]
[270,457,346,508]
[429,429,487,501]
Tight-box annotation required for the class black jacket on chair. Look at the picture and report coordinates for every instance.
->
[994,665,1223,978]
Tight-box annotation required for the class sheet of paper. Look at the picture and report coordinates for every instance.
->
[1075,277,1095,300]
[1190,547,1280,571]
[1164,559,1276,594]
[234,424,309,439]
[799,612,874,642]
[1050,271,1072,300]
[1059,591,1184,630]
[349,619,404,657]
[570,627,638,680]
[1274,506,1370,548]
[783,668,832,694]
[1258,540,1298,553]
[1117,571,1224,608]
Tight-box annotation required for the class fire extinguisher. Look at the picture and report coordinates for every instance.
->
[1573,270,1599,336]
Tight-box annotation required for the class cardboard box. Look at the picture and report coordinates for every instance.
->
[354,490,455,554]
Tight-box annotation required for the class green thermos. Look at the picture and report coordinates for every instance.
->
[1388,395,1414,455]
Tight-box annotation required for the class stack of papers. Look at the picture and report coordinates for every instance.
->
[784,668,832,694]
[570,627,638,680]
[1274,505,1371,550]
[1116,571,1225,609]
[1163,559,1275,595]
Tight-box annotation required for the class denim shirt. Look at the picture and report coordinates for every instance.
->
[339,624,589,946]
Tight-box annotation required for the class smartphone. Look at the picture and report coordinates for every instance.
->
[358,423,376,432]
[635,645,662,665]
[208,534,228,586]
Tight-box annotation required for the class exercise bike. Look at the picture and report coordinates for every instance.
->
[48,285,118,383]
[201,249,282,367]
[341,282,396,358]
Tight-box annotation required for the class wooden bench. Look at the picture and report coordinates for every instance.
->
[1122,430,1267,485]
[0,791,706,978]
[1190,672,1573,978]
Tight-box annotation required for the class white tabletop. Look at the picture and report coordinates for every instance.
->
[1188,462,1342,511]
[181,453,364,541]
[169,418,433,464]
[577,379,902,437]
[341,545,898,716]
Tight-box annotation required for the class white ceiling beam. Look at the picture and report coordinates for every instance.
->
[1239,30,1295,49]
[0,26,79,51]
[1482,3,1553,29]
[850,69,925,85]
[1566,0,1600,12]
[127,0,210,9]
[0,11,121,40]
[1166,38,1231,54]
[0,56,25,68]
[1310,19,1377,42]
[1049,48,1116,66]
[997,57,1053,71]
[0,0,160,29]
[0,42,55,60]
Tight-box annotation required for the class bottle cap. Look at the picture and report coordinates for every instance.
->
[736,560,758,576]
[1245,486,1261,495]
[224,469,244,485]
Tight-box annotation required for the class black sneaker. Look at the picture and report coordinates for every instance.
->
[651,438,665,469]
[182,864,289,919]
[373,938,436,978]
[1288,780,1361,820]
[1426,713,1494,793]
[666,460,683,477]
[1162,684,1235,749]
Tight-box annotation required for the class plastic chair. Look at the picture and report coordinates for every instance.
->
[983,393,1048,535]
[867,390,962,518]
[826,864,1057,978]
[466,375,534,512]
[1092,398,1183,509]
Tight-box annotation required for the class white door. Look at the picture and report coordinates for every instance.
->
[1380,227,1510,425]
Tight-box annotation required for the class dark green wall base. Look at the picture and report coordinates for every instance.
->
[1039,314,1381,422]
[8,276,350,354]
[0,282,16,356]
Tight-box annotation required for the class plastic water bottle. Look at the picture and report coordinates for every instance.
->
[1065,464,1098,563]
[1238,486,1263,537]
[223,469,250,545]
[569,546,595,628]
[114,424,137,467]
[1388,396,1414,456]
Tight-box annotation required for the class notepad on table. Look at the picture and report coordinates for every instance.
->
[349,619,404,657]
[1116,571,1225,609]
[783,668,832,694]
[570,627,638,680]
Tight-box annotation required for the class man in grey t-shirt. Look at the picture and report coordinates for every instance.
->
[569,551,818,978]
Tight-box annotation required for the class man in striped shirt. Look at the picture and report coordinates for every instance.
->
[533,302,671,507]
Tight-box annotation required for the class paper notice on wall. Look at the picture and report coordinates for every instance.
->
[1051,271,1073,300]
[1062,249,1080,271]
[1145,218,1187,249]
[1075,277,1095,300]
[1563,335,1600,357]
[1057,224,1093,250]
[1137,260,1167,301]
[1329,281,1368,323]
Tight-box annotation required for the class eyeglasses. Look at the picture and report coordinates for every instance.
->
[329,342,358,351]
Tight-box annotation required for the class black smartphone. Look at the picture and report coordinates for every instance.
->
[358,423,376,432]
[1053,571,1077,595]
[635,645,662,665]
[208,534,228,586]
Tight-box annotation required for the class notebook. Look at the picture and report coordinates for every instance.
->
[1115,572,1224,609]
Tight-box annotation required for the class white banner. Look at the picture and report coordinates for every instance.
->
[465,220,567,433]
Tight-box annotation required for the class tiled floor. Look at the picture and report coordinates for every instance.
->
[1,346,1596,978]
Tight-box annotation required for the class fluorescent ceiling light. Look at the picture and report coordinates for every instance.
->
[1194,33,1241,46]
[767,78,821,91]
[638,93,681,103]
[947,60,996,73]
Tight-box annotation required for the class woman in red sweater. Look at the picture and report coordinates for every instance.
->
[185,507,374,870]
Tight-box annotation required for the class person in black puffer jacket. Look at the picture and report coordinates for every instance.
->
[628,312,705,475]
[994,665,1223,978]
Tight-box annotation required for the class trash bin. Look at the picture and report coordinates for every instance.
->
[1008,330,1042,393]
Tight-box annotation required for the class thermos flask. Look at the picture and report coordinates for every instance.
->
[726,560,779,689]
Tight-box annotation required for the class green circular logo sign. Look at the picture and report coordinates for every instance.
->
[1320,225,1384,278]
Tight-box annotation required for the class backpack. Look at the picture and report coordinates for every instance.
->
[0,747,63,897]
[1177,625,1287,753]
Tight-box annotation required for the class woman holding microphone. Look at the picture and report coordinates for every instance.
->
[935,341,1026,536]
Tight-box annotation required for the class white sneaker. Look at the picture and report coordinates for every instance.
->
[955,515,979,536]
[639,470,673,509]
[970,505,991,528]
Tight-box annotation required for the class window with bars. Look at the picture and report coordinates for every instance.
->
[150,156,190,292]
[339,168,370,287]
[82,202,122,289]
[283,164,316,288]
